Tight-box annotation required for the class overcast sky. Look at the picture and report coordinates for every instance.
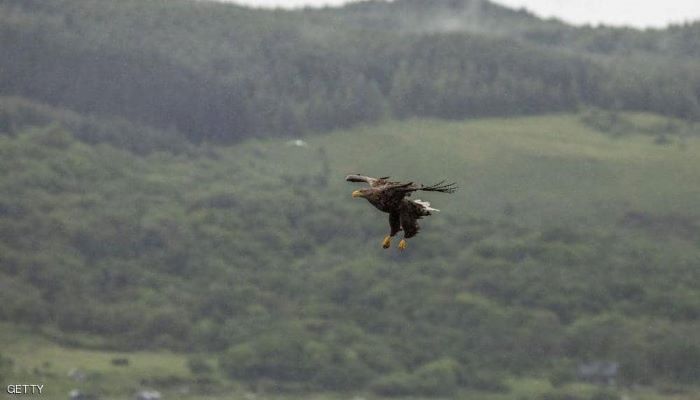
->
[220,0,700,28]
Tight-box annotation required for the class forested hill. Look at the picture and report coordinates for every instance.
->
[314,0,700,59]
[311,0,553,37]
[1,0,699,145]
[3,1,700,397]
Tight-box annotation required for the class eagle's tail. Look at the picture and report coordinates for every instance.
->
[414,199,439,214]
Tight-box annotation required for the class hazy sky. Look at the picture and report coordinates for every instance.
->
[220,0,700,28]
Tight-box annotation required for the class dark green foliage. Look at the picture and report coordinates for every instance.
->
[321,0,700,62]
[110,357,129,367]
[220,329,318,382]
[542,388,621,400]
[219,322,374,390]
[1,0,699,148]
[549,367,576,388]
[580,110,637,137]
[369,372,418,397]
[2,2,700,393]
[413,358,461,395]
[3,117,700,393]
[652,327,700,383]
[370,359,499,397]
[541,391,585,400]
[0,97,188,154]
[590,390,621,400]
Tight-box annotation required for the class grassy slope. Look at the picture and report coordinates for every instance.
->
[1,323,195,399]
[2,112,700,399]
[252,113,699,226]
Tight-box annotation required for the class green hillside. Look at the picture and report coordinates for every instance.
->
[2,106,699,398]
[315,113,700,224]
[2,1,700,398]
[2,0,699,144]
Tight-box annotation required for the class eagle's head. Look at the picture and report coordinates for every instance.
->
[352,188,371,198]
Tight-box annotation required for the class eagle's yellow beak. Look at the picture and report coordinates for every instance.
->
[352,190,363,198]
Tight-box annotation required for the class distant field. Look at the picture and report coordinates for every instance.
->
[1,323,198,399]
[2,322,697,400]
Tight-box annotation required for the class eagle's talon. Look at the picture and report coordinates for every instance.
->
[382,236,392,249]
[398,239,407,250]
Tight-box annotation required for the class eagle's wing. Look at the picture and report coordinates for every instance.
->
[377,180,457,206]
[395,180,458,194]
[345,174,392,188]
[382,181,416,201]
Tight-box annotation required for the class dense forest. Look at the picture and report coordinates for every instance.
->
[2,103,700,396]
[1,0,699,145]
[1,0,700,399]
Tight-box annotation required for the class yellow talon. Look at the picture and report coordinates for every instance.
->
[382,235,392,249]
[398,239,407,250]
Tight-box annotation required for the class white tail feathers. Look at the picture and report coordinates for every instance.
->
[414,199,439,212]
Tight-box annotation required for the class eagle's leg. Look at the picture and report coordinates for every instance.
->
[382,235,392,249]
[398,239,408,250]
[386,212,400,249]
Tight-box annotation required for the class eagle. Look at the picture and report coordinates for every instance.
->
[346,174,457,250]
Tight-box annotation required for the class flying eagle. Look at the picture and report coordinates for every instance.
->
[346,174,457,250]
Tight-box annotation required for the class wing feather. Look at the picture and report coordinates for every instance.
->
[345,174,392,187]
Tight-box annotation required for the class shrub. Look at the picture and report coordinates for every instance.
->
[549,368,575,388]
[219,332,317,382]
[413,358,460,396]
[187,356,213,375]
[110,357,129,366]
[369,372,416,397]
[590,389,621,400]
[369,358,463,397]
[540,390,584,400]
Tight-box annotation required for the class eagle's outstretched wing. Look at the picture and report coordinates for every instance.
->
[399,180,458,194]
[345,174,393,187]
[382,180,458,202]
[346,175,456,192]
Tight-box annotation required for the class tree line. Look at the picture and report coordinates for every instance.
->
[1,0,699,145]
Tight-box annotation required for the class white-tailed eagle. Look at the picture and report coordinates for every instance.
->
[346,174,457,250]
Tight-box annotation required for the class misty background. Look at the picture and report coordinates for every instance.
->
[223,0,700,27]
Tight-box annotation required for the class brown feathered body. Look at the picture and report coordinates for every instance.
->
[346,175,456,242]
[361,188,430,238]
